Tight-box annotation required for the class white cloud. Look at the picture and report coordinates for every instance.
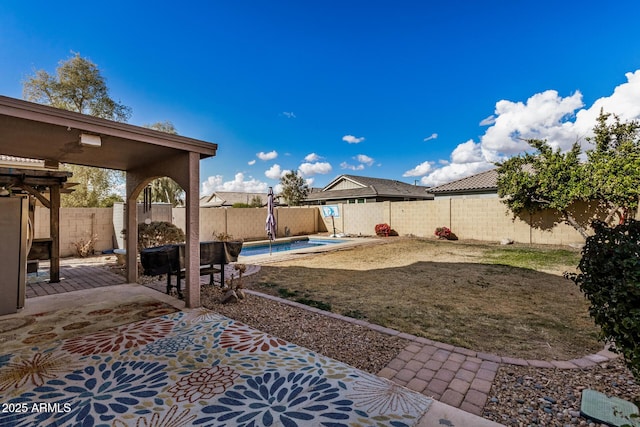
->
[451,140,484,163]
[356,154,374,166]
[479,115,496,126]
[342,135,365,144]
[265,164,284,179]
[415,70,640,188]
[247,159,256,166]
[298,161,332,177]
[304,153,321,162]
[257,150,278,161]
[340,161,365,171]
[480,89,584,158]
[403,161,434,177]
[282,111,296,118]
[304,178,315,187]
[420,162,494,187]
[201,173,268,195]
[340,154,374,171]
[423,133,438,141]
[572,70,640,144]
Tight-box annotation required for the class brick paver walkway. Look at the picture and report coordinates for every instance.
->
[377,337,617,416]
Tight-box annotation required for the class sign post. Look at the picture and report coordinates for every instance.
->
[321,205,340,237]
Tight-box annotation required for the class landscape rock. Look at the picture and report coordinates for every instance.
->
[222,289,238,304]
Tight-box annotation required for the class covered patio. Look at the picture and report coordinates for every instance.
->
[0,95,216,308]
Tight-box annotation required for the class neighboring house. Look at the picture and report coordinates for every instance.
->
[199,191,272,208]
[304,174,433,205]
[427,168,499,199]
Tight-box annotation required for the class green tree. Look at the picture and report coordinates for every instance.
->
[496,111,640,240]
[23,52,131,121]
[61,164,123,207]
[584,111,640,224]
[145,120,177,134]
[231,197,263,208]
[497,139,588,238]
[142,121,185,207]
[249,195,263,207]
[279,171,309,206]
[22,53,130,207]
[566,220,640,380]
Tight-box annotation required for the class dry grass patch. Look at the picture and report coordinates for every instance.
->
[248,237,602,360]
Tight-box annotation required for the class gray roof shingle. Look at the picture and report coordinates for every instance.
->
[428,169,499,194]
[306,174,432,201]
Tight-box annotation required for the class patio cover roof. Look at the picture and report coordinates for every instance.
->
[0,95,218,308]
[0,96,216,171]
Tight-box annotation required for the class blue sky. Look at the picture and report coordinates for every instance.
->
[1,1,640,194]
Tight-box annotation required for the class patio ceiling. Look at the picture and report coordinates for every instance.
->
[0,96,216,171]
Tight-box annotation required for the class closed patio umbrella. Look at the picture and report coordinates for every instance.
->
[265,187,276,255]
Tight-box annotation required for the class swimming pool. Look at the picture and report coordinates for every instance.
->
[240,238,346,257]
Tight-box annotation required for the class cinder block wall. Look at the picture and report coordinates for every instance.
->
[227,208,269,239]
[333,197,610,245]
[35,207,114,257]
[318,203,387,236]
[278,207,318,237]
[390,200,437,237]
[174,207,319,241]
[36,196,638,258]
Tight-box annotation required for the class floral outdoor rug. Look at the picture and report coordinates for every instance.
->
[0,308,432,427]
[0,297,178,355]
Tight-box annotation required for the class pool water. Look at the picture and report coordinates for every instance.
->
[240,238,345,257]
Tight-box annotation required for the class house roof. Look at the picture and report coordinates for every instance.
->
[305,174,432,201]
[428,168,499,194]
[200,191,271,207]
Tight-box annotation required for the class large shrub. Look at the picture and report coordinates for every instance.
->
[138,221,185,250]
[566,219,640,378]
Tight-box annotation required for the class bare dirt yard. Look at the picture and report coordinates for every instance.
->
[241,237,601,361]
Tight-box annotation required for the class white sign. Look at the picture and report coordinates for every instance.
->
[321,205,340,218]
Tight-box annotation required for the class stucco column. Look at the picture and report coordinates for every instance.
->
[184,151,201,308]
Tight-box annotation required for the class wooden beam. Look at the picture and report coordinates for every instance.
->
[49,184,60,283]
[17,183,51,209]
[0,176,68,187]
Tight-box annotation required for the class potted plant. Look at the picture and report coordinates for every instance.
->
[375,223,391,237]
[212,232,244,262]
